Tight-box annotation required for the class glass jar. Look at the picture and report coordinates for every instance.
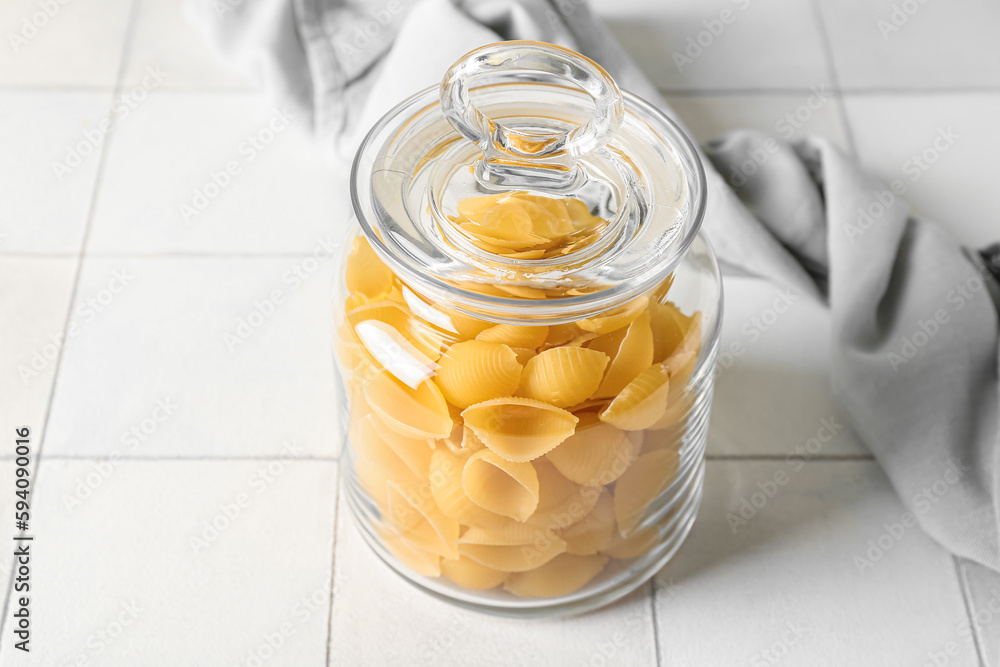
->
[333,41,721,617]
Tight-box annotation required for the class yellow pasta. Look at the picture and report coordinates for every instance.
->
[462,398,578,462]
[440,556,506,590]
[364,371,454,440]
[613,449,680,536]
[560,489,615,555]
[544,322,586,348]
[440,306,493,340]
[376,525,441,577]
[347,301,444,363]
[367,414,434,478]
[577,296,648,335]
[503,553,608,598]
[345,236,393,300]
[458,537,566,572]
[476,324,549,350]
[662,311,702,385]
[386,481,460,559]
[587,310,654,399]
[544,413,636,486]
[354,319,438,389]
[517,346,609,409]
[428,449,513,530]
[601,523,660,560]
[462,449,540,522]
[649,301,697,364]
[599,365,670,431]
[458,523,549,546]
[526,459,602,532]
[510,347,537,367]
[434,340,523,409]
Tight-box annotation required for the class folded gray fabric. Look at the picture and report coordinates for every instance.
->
[188,0,1000,571]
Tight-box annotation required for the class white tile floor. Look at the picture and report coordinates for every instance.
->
[1,0,997,664]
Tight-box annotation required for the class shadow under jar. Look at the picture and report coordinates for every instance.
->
[333,41,722,617]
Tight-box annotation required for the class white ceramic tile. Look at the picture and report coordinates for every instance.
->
[0,0,132,87]
[0,258,77,449]
[0,92,112,252]
[87,92,350,254]
[843,93,1000,248]
[45,257,340,458]
[591,0,831,91]
[664,91,851,150]
[0,459,337,667]
[709,276,869,457]
[957,558,1000,667]
[816,0,1000,90]
[655,461,977,666]
[121,0,252,90]
[329,507,658,666]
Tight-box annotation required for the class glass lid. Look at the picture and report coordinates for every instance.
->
[350,41,707,325]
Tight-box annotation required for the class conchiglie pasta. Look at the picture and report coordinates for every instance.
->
[588,310,654,399]
[577,296,648,334]
[613,449,680,536]
[601,523,660,560]
[428,449,513,530]
[526,459,602,532]
[345,236,393,300]
[545,413,636,486]
[386,481,460,559]
[364,371,454,440]
[503,553,608,598]
[434,341,522,409]
[560,489,615,555]
[458,523,549,546]
[440,557,506,590]
[376,525,441,577]
[462,449,539,522]
[599,365,670,431]
[458,537,566,572]
[347,301,444,363]
[476,324,549,350]
[649,301,696,364]
[662,311,702,385]
[517,346,609,408]
[462,398,578,462]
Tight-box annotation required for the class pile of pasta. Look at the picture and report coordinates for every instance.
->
[336,195,702,599]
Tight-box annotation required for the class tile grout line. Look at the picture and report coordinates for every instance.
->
[705,454,874,461]
[952,557,988,667]
[807,0,860,159]
[0,0,144,649]
[648,579,663,667]
[323,473,343,667]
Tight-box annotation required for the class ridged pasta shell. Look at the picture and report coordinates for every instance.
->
[544,413,636,486]
[347,301,444,363]
[662,311,702,384]
[525,459,602,532]
[544,322,586,348]
[439,306,493,340]
[457,538,566,572]
[386,480,460,559]
[367,414,434,477]
[458,523,550,546]
[577,296,648,335]
[434,341,523,409]
[364,371,454,440]
[440,556,506,590]
[588,310,654,399]
[599,365,670,431]
[510,347,537,367]
[613,449,680,536]
[517,347,609,409]
[345,236,393,300]
[503,553,608,598]
[376,525,441,577]
[427,449,513,530]
[649,301,696,363]
[476,324,549,350]
[462,449,539,522]
[353,319,438,389]
[560,489,615,555]
[462,398,578,462]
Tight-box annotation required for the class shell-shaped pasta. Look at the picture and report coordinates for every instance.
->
[364,371,454,440]
[458,523,550,546]
[601,524,660,560]
[518,347,609,408]
[354,319,438,389]
[504,553,608,598]
[386,481,460,559]
[588,310,654,399]
[428,449,512,530]
[347,301,444,363]
[544,322,586,348]
[457,537,566,572]
[438,413,464,452]
[352,415,425,484]
[662,311,702,385]
[599,365,670,431]
[560,489,615,555]
[577,296,648,335]
[649,386,694,432]
[565,198,605,233]
[434,341,522,409]
[440,306,493,340]
[462,449,539,522]
[510,347,537,367]
[649,301,696,364]
[335,321,366,372]
[476,324,549,350]
[376,525,441,577]
[346,236,393,300]
[462,398,578,462]
[367,414,434,477]
[544,413,636,486]
[526,459,602,532]
[613,449,680,536]
[440,556,506,590]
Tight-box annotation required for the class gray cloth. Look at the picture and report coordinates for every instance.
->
[189,0,1000,571]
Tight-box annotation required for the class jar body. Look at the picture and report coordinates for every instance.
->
[332,221,721,617]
